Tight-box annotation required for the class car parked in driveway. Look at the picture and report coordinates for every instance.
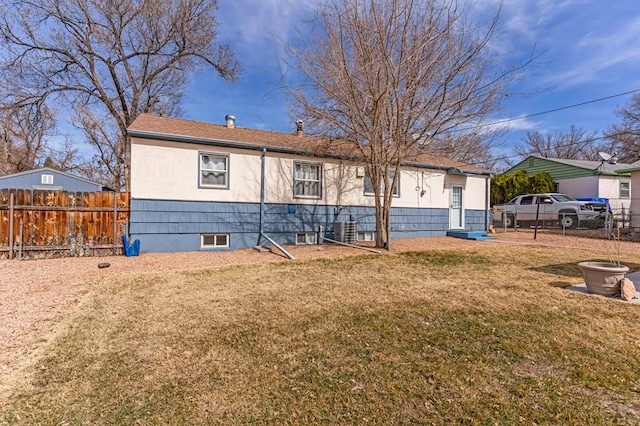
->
[492,193,603,228]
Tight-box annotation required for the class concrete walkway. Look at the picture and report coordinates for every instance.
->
[566,271,640,304]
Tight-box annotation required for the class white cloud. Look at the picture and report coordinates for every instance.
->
[549,16,640,85]
[485,116,541,133]
[496,0,590,40]
[465,1,640,91]
[218,0,316,51]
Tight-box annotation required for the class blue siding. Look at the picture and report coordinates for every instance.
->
[464,209,490,231]
[130,199,489,252]
[0,169,104,191]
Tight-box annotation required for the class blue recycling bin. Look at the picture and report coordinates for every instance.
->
[121,235,141,257]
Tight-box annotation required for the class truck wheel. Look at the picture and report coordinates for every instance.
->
[505,214,516,228]
[559,214,578,228]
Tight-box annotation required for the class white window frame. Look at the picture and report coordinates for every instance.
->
[201,233,229,248]
[199,152,229,189]
[41,174,54,185]
[293,161,322,199]
[620,181,630,199]
[357,231,376,242]
[364,170,399,197]
[295,232,317,245]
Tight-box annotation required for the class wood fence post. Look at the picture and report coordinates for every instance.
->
[8,193,14,260]
[113,193,117,255]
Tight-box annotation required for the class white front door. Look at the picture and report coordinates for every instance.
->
[450,185,464,229]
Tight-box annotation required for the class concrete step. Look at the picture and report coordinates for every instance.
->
[446,230,495,241]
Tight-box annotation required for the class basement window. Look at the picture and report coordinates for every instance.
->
[296,232,317,245]
[357,231,375,242]
[201,233,229,248]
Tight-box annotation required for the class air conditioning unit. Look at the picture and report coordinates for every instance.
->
[333,221,356,244]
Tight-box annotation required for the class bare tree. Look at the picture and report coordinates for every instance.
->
[606,93,640,163]
[0,101,80,174]
[425,132,499,170]
[288,0,526,249]
[511,125,607,162]
[0,0,239,190]
[0,105,48,174]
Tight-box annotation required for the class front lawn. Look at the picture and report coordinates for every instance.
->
[3,245,640,424]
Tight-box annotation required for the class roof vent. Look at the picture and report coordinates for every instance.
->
[225,114,236,128]
[296,120,303,136]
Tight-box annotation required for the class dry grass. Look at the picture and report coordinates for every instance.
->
[3,243,640,424]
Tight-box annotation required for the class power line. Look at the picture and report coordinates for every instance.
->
[494,88,640,126]
[442,88,640,135]
[482,129,635,167]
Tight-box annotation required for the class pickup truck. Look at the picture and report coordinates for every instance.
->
[492,193,603,228]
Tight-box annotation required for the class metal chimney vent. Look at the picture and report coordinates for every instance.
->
[225,114,236,128]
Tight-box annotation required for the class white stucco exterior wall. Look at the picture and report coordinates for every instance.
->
[131,138,262,202]
[131,137,489,211]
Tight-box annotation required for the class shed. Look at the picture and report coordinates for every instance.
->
[0,168,112,192]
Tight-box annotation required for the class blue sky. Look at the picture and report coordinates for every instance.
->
[183,0,640,165]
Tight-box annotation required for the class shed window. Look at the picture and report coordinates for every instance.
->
[293,162,322,198]
[201,234,229,248]
[620,181,630,199]
[41,174,54,185]
[199,152,229,188]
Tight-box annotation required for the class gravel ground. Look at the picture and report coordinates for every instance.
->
[2,231,639,402]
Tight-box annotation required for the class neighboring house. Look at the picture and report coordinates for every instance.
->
[615,164,640,228]
[505,156,637,208]
[127,114,492,252]
[0,167,112,192]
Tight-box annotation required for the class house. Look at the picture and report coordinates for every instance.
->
[127,114,492,252]
[504,156,636,210]
[614,164,640,228]
[0,167,112,192]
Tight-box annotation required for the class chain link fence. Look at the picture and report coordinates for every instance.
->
[491,198,640,241]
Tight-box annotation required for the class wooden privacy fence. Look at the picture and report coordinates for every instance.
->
[0,190,130,259]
